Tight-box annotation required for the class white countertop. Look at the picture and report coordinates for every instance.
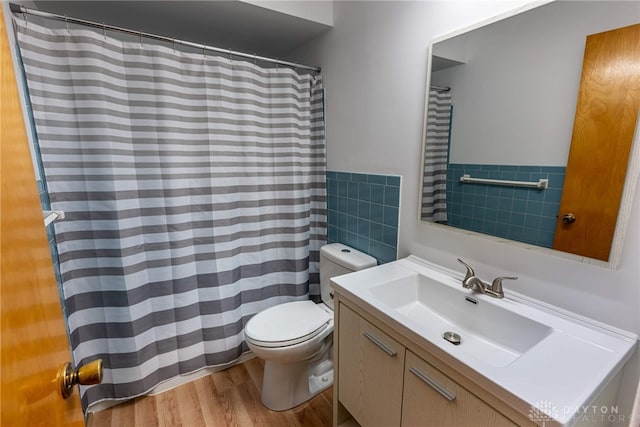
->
[331,256,637,426]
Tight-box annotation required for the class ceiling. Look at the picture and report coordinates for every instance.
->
[29,1,332,60]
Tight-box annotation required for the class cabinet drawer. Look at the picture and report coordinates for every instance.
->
[402,350,517,427]
[338,303,404,427]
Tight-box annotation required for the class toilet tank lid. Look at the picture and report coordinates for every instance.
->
[320,243,377,271]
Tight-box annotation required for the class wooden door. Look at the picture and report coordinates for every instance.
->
[337,304,404,427]
[401,350,518,427]
[1,7,84,426]
[553,24,640,260]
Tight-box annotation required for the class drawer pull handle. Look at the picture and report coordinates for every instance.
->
[363,330,397,357]
[409,366,456,402]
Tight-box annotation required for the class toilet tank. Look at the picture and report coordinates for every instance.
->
[320,243,377,309]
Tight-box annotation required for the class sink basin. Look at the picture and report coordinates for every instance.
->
[331,255,637,426]
[369,273,552,367]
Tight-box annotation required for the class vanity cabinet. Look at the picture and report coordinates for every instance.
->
[335,300,529,427]
[338,304,404,426]
[402,350,516,427]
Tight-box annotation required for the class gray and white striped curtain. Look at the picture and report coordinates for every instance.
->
[421,89,452,223]
[15,19,325,409]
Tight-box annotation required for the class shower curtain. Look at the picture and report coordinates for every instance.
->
[421,89,452,223]
[14,18,325,409]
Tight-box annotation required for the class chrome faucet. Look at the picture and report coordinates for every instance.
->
[457,259,517,299]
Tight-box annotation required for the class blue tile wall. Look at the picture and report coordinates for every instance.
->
[327,171,401,264]
[446,164,565,248]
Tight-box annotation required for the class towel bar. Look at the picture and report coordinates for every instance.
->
[459,174,548,189]
[43,210,65,226]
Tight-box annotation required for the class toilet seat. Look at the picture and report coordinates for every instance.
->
[245,301,332,348]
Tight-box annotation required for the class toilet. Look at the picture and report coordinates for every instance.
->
[244,243,377,411]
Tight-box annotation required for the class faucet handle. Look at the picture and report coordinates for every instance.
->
[490,276,518,295]
[457,259,476,282]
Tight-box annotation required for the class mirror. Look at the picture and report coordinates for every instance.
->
[420,0,640,268]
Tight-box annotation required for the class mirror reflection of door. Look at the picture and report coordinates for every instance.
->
[552,23,640,261]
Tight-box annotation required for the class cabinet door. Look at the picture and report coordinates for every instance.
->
[338,304,404,427]
[402,351,517,427]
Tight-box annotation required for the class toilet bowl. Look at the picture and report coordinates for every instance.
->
[244,243,377,411]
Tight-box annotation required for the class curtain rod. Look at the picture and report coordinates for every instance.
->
[9,3,321,73]
[430,85,450,92]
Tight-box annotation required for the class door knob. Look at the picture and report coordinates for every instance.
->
[562,213,576,224]
[57,359,103,399]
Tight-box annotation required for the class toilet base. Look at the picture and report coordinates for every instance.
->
[261,356,333,411]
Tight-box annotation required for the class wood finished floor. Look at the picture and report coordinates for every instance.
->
[88,358,333,427]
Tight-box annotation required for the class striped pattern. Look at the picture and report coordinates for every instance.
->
[15,19,325,410]
[421,89,452,223]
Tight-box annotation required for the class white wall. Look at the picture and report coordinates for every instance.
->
[289,0,640,337]
[288,0,640,418]
[241,0,333,26]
